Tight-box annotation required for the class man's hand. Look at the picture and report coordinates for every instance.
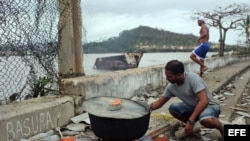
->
[185,121,194,136]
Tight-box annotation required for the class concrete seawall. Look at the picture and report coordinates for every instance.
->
[0,55,250,140]
[61,55,250,100]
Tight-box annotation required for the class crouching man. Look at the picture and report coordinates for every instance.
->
[150,60,224,139]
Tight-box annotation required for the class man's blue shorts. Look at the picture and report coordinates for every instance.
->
[192,42,210,60]
[168,102,221,121]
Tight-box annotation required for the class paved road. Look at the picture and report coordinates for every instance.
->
[203,60,250,140]
[203,60,250,121]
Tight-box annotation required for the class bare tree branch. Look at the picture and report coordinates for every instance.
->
[190,3,250,56]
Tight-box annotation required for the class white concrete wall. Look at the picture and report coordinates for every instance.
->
[60,64,165,99]
[60,55,250,99]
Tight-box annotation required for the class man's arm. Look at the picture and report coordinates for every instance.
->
[150,96,170,110]
[189,89,208,122]
[185,89,208,135]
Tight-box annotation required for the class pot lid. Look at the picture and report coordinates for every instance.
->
[82,96,150,119]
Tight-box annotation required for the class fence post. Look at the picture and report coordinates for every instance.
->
[71,0,84,76]
[58,0,84,78]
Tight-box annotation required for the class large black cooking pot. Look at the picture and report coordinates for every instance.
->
[82,96,151,141]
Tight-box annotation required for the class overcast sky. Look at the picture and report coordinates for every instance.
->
[81,0,250,45]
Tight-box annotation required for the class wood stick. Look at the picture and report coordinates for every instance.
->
[147,124,171,139]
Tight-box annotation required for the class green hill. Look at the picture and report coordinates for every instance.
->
[83,25,198,53]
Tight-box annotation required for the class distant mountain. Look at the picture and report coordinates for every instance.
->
[83,25,199,53]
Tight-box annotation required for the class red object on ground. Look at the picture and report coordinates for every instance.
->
[153,134,169,141]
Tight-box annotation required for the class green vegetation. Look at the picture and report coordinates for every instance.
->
[31,76,54,98]
[83,26,198,53]
[83,25,242,53]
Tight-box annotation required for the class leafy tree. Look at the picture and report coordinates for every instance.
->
[191,3,250,56]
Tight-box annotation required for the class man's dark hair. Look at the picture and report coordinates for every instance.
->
[165,60,184,74]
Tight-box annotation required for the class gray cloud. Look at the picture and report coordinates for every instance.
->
[81,0,250,44]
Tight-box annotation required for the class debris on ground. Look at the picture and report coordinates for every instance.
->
[21,68,250,141]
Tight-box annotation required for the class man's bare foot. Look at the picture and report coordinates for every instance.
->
[199,71,203,77]
[199,66,208,77]
[201,66,208,72]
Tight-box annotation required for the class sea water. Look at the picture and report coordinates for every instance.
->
[83,52,217,75]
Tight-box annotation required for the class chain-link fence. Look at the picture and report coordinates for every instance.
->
[0,0,71,104]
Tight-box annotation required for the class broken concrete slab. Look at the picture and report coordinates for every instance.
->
[0,96,74,141]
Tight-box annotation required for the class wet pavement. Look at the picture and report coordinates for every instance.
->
[22,60,250,141]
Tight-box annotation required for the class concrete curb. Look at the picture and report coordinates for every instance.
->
[213,64,250,94]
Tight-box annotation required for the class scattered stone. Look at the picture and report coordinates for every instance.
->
[61,130,80,136]
[235,111,250,118]
[201,135,212,141]
[219,114,225,118]
[229,106,248,112]
[147,97,157,105]
[223,92,235,96]
[146,91,159,98]
[27,130,55,141]
[225,83,235,89]
[219,119,232,125]
[232,115,246,125]
[40,135,60,141]
[71,113,90,124]
[131,96,140,101]
[65,123,89,132]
